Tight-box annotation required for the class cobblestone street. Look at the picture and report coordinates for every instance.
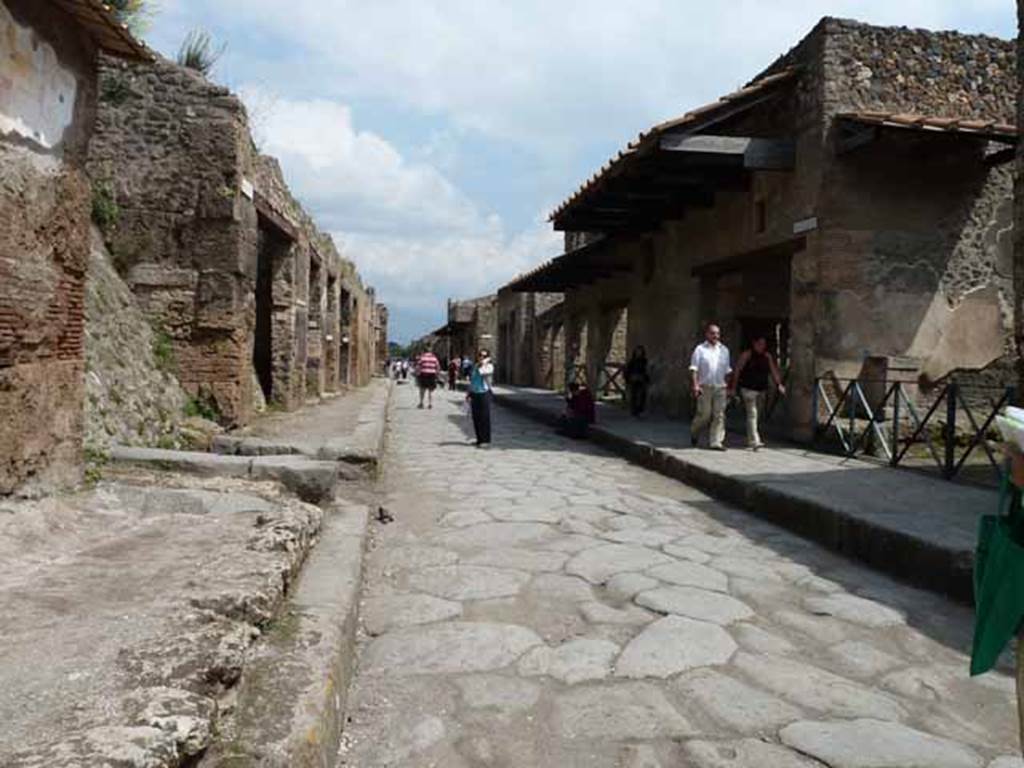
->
[338,386,1022,767]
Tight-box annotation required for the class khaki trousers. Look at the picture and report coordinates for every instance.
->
[692,386,727,448]
[741,388,765,447]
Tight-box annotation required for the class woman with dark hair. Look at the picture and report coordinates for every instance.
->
[732,335,785,449]
[467,349,495,447]
[624,345,650,417]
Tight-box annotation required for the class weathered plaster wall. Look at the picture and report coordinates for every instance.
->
[0,0,99,494]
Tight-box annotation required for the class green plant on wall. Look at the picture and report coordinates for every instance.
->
[184,395,221,423]
[91,182,119,235]
[151,325,176,373]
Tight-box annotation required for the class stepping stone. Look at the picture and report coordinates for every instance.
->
[673,669,803,733]
[566,544,674,585]
[733,653,907,721]
[579,601,656,626]
[466,548,568,572]
[635,586,752,625]
[683,739,820,768]
[362,594,462,635]
[518,638,619,684]
[455,674,541,712]
[553,682,694,740]
[606,573,660,601]
[415,565,530,600]
[646,561,728,592]
[804,593,906,627]
[362,622,542,675]
[615,616,736,678]
[780,719,984,768]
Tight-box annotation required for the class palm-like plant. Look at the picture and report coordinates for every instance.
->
[176,29,226,78]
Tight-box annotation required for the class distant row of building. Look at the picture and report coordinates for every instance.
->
[0,0,386,494]
[426,17,1020,440]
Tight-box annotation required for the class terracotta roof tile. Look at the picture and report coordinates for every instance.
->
[839,111,1017,141]
[51,0,152,60]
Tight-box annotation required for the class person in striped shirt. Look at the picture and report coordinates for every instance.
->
[415,348,441,409]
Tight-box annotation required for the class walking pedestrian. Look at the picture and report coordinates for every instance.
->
[467,349,494,447]
[624,345,650,417]
[732,335,786,450]
[415,348,440,409]
[461,356,472,381]
[448,357,459,391]
[688,323,731,451]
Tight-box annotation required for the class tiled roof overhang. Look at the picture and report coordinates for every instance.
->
[501,237,634,293]
[549,68,799,233]
[51,0,153,60]
[837,111,1018,144]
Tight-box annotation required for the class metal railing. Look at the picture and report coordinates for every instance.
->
[812,377,1014,481]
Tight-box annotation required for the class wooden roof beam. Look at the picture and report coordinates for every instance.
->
[658,134,795,170]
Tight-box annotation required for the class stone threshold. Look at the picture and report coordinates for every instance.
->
[491,386,991,605]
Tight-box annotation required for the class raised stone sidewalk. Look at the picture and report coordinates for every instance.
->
[491,385,995,604]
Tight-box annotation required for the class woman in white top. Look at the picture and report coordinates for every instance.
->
[467,349,494,446]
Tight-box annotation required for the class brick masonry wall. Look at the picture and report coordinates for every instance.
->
[1,0,100,493]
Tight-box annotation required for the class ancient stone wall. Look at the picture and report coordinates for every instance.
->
[87,54,379,423]
[0,0,100,493]
[1016,1,1024,397]
[376,305,390,374]
[87,53,258,424]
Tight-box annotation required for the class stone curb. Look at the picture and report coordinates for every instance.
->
[492,392,975,604]
[200,502,369,768]
[108,446,338,504]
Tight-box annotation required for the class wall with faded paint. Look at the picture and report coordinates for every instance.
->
[0,0,99,494]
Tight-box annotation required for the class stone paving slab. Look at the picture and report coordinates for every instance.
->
[491,385,994,603]
[336,385,1021,767]
[0,472,324,767]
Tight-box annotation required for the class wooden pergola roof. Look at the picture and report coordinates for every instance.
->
[550,68,799,233]
[51,0,153,60]
[502,237,635,293]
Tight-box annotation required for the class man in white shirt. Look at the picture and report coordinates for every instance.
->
[689,323,732,450]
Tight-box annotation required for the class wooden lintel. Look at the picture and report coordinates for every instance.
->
[254,191,299,241]
[658,134,795,171]
[984,146,1016,167]
[691,236,807,278]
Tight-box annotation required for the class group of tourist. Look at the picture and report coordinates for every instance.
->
[406,321,783,452]
[412,347,494,447]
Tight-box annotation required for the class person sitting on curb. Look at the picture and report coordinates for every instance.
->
[559,382,596,439]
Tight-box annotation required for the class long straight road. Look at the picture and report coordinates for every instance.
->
[338,384,1020,767]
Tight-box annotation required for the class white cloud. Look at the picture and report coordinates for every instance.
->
[241,88,561,341]
[201,1,1013,154]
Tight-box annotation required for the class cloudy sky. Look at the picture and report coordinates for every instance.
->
[143,1,1013,342]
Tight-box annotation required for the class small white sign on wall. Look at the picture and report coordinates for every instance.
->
[241,178,255,200]
[793,216,818,235]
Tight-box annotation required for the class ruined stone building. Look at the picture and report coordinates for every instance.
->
[86,52,381,427]
[504,18,1017,435]
[375,304,390,373]
[1,0,149,494]
[435,294,498,362]
[495,291,564,388]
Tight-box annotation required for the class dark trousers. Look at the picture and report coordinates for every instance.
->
[470,391,492,444]
[629,382,648,416]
